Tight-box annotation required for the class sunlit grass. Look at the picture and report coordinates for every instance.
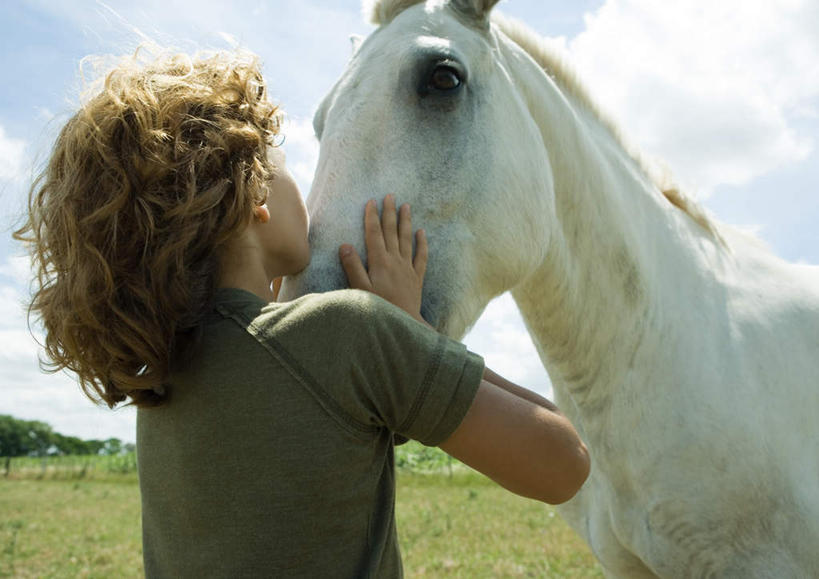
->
[0,480,142,578]
[396,471,602,577]
[1,448,602,577]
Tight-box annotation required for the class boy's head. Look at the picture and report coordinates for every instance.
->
[17,48,283,407]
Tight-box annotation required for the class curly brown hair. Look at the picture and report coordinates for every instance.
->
[14,49,282,408]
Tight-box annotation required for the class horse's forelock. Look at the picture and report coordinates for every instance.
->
[366,0,500,28]
[365,0,426,26]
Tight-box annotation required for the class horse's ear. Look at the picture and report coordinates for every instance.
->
[350,34,364,54]
[448,0,502,28]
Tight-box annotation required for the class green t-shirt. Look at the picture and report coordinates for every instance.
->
[137,288,483,578]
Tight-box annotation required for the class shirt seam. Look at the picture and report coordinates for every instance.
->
[215,304,379,439]
[424,353,482,446]
[396,332,447,435]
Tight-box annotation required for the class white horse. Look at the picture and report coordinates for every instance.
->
[280,0,819,576]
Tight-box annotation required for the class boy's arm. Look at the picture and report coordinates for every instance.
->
[340,195,590,504]
[482,367,561,413]
[439,377,589,504]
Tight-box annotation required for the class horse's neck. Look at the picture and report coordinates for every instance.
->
[510,71,723,421]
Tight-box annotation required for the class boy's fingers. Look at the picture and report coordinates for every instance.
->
[364,199,386,259]
[381,195,399,253]
[413,229,428,280]
[339,245,372,290]
[398,204,413,258]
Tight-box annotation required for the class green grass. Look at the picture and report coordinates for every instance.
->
[0,479,142,578]
[0,449,602,577]
[396,471,602,577]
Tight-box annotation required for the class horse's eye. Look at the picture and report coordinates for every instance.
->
[428,66,462,91]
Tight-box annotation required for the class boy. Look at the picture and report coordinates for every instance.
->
[16,49,589,577]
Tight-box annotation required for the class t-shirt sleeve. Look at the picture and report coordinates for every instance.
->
[262,290,484,446]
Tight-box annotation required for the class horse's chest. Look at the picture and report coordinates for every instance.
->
[568,469,802,578]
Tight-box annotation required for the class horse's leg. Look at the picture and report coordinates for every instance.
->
[591,518,659,578]
[559,488,659,578]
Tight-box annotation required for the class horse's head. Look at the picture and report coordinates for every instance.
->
[280,0,555,337]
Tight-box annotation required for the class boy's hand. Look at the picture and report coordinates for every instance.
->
[339,195,428,323]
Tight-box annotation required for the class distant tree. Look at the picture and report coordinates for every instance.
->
[102,437,123,456]
[51,433,92,456]
[0,415,26,457]
[86,439,106,455]
[0,415,53,457]
[23,420,53,457]
[0,415,133,457]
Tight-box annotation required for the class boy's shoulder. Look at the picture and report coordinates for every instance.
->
[214,287,418,348]
[258,289,428,353]
[264,289,406,325]
[248,289,427,371]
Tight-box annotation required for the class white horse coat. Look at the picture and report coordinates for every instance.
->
[280,1,819,576]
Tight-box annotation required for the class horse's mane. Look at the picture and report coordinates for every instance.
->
[367,0,721,241]
[492,14,721,241]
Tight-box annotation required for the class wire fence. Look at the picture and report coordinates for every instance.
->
[2,441,464,481]
[2,453,138,481]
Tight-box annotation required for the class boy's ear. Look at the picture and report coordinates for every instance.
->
[254,204,270,224]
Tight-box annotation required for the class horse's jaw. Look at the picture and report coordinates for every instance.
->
[279,219,490,339]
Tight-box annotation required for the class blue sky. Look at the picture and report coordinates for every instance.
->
[1,0,817,443]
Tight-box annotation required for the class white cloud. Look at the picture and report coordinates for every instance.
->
[463,293,553,399]
[217,31,239,47]
[0,282,27,330]
[0,125,26,181]
[0,255,31,286]
[35,107,55,122]
[1,365,137,443]
[568,0,819,195]
[0,296,137,443]
[26,0,371,111]
[0,270,137,442]
[0,328,38,361]
[281,115,320,197]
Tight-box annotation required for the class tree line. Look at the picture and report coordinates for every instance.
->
[0,415,134,457]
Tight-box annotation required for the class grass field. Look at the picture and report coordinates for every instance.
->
[395,472,602,577]
[0,451,602,577]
